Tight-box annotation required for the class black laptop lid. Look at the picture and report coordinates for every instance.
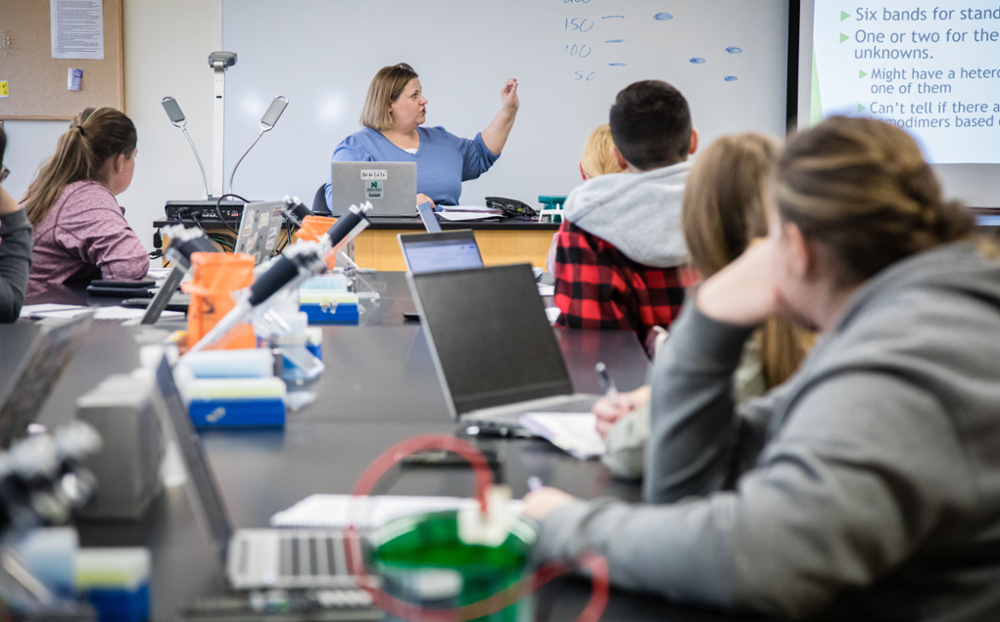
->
[409,264,573,415]
[156,357,233,564]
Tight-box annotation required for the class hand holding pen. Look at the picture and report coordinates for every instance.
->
[592,362,652,439]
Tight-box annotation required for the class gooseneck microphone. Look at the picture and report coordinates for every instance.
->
[227,96,288,196]
[161,96,210,200]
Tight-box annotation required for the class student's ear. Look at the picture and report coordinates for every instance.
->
[689,129,699,155]
[784,221,818,280]
[611,144,629,170]
[112,153,126,174]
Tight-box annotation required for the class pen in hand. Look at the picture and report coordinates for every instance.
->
[595,362,620,406]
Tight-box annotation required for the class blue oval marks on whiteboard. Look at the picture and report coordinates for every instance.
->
[726,46,743,54]
[689,58,706,64]
[654,12,673,21]
[724,76,739,81]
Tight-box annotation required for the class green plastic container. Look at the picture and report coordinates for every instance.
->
[370,510,537,622]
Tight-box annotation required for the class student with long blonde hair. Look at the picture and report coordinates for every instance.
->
[527,117,1000,620]
[22,107,148,296]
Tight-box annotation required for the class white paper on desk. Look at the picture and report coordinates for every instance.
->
[147,267,173,280]
[537,284,555,296]
[50,0,104,60]
[437,211,503,222]
[271,494,524,530]
[19,304,90,319]
[545,307,561,323]
[91,306,183,321]
[437,205,497,212]
[519,413,605,459]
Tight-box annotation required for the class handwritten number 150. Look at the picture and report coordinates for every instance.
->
[565,18,594,32]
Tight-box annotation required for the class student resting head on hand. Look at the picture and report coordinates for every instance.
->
[326,62,518,209]
[21,107,149,298]
[0,126,33,322]
[527,116,1000,621]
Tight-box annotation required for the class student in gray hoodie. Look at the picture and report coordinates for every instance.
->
[0,127,32,323]
[526,116,1000,621]
[552,81,698,355]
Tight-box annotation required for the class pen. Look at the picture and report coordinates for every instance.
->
[595,362,620,406]
[527,476,544,492]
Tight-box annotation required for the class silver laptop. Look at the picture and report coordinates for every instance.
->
[330,162,416,218]
[407,264,600,435]
[397,230,483,274]
[233,201,285,265]
[0,312,94,448]
[154,357,363,590]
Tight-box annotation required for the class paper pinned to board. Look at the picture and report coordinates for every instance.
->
[519,412,605,459]
[271,494,524,529]
[51,0,104,60]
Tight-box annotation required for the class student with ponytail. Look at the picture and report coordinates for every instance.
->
[526,117,1000,621]
[22,107,148,296]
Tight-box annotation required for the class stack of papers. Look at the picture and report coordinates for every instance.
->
[519,412,605,459]
[19,304,181,324]
[436,205,503,222]
[271,494,524,529]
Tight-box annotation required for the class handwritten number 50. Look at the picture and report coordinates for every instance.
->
[574,71,597,81]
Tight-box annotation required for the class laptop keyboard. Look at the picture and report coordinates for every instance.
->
[277,534,368,578]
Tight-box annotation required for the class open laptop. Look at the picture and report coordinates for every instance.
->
[0,312,94,448]
[397,230,483,274]
[330,162,417,218]
[407,264,600,434]
[233,201,285,265]
[154,357,365,590]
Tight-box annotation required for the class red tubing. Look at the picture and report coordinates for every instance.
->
[344,433,611,622]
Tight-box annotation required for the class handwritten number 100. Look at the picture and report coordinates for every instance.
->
[565,44,592,57]
[565,18,594,32]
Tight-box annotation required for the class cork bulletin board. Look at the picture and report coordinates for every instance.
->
[0,0,124,120]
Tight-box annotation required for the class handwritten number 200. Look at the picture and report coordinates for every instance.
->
[565,44,592,57]
[574,71,597,81]
[565,18,594,32]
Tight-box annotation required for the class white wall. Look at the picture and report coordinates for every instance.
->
[2,0,222,252]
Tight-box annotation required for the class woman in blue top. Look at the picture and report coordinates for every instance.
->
[326,63,518,208]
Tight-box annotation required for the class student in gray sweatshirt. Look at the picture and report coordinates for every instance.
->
[0,127,33,323]
[525,116,1000,621]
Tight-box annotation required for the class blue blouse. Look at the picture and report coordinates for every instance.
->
[326,126,500,207]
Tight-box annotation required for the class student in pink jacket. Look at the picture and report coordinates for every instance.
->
[22,107,148,297]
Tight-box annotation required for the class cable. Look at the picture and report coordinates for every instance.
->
[214,193,249,234]
[228,133,263,196]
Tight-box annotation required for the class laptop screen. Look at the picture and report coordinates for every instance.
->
[399,231,484,274]
[409,264,574,415]
[0,313,93,448]
[155,357,233,564]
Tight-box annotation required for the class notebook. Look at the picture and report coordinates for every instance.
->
[407,264,600,435]
[397,230,483,274]
[154,356,360,590]
[0,312,94,448]
[330,162,417,218]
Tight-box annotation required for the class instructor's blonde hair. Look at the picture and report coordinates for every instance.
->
[359,63,419,132]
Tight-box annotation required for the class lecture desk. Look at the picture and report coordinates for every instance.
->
[152,217,560,271]
[9,273,764,622]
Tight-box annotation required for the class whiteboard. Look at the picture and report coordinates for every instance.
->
[221,0,789,209]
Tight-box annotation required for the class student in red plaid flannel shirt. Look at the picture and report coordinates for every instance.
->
[553,81,698,356]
